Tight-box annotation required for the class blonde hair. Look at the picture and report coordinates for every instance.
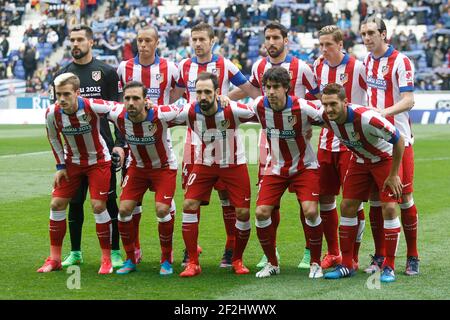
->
[54,73,80,91]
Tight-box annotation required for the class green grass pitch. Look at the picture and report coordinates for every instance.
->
[0,124,449,300]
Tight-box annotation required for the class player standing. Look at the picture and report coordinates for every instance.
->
[171,23,257,268]
[51,25,125,269]
[319,83,405,283]
[230,21,320,269]
[117,25,179,264]
[314,25,367,270]
[38,73,116,274]
[360,17,419,275]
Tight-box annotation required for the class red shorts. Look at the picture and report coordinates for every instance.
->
[120,167,176,206]
[343,159,401,203]
[257,169,320,206]
[184,164,251,208]
[52,162,111,201]
[401,145,414,194]
[318,149,352,195]
[182,162,227,191]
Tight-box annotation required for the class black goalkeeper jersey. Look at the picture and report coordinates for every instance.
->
[51,58,124,151]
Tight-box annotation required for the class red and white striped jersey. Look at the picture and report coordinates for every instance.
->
[107,105,179,169]
[176,54,249,102]
[250,96,323,177]
[314,53,368,152]
[46,97,115,167]
[364,45,415,146]
[117,55,178,104]
[321,104,401,164]
[171,101,257,167]
[250,54,320,98]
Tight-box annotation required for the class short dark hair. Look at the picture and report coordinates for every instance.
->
[361,16,387,38]
[195,72,219,90]
[322,83,347,101]
[138,25,159,40]
[264,21,289,38]
[191,23,215,39]
[262,67,291,90]
[70,25,94,40]
[123,81,148,98]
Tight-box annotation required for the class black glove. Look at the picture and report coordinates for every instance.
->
[111,151,122,172]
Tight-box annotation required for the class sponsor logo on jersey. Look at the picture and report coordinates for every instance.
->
[187,80,196,92]
[266,128,296,139]
[405,70,414,86]
[126,134,156,145]
[367,76,387,91]
[146,87,161,100]
[92,71,102,82]
[62,124,92,135]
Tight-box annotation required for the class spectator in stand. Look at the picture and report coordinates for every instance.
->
[23,45,38,81]
[0,33,8,58]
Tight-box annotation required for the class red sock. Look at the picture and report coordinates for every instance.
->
[320,204,339,256]
[354,208,366,262]
[339,219,358,269]
[304,218,323,264]
[271,207,280,246]
[118,219,136,263]
[383,218,401,270]
[222,205,236,250]
[182,209,200,265]
[369,205,385,256]
[300,208,310,249]
[401,203,419,257]
[233,219,251,262]
[49,219,66,261]
[132,212,141,249]
[256,218,277,266]
[158,214,174,263]
[96,221,112,259]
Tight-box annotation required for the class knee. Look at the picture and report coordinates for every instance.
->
[235,208,250,221]
[91,201,106,214]
[340,200,359,217]
[303,206,319,221]
[382,203,397,219]
[156,204,170,219]
[50,198,68,211]
[183,199,200,211]
[255,206,271,221]
[119,205,133,218]
[401,193,413,204]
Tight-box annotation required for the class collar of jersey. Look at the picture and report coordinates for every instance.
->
[325,53,350,68]
[60,97,85,114]
[134,54,160,67]
[266,54,293,65]
[194,100,223,115]
[191,54,219,65]
[345,104,355,123]
[370,45,394,60]
[125,108,155,123]
[263,95,293,111]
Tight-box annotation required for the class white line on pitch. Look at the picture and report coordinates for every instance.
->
[0,151,51,159]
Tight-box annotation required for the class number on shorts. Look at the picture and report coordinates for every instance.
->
[187,173,197,186]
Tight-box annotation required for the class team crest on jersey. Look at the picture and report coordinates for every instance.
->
[156,73,164,83]
[381,65,390,76]
[82,113,92,123]
[351,131,360,140]
[220,120,230,129]
[212,68,221,76]
[340,73,349,84]
[287,115,297,126]
[92,71,101,82]
[148,123,158,136]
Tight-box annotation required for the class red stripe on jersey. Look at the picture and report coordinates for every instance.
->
[132,122,153,168]
[353,111,391,161]
[124,59,134,86]
[384,51,398,109]
[359,74,367,90]
[68,112,89,166]
[344,58,355,102]
[225,107,237,165]
[141,65,151,90]
[151,113,169,167]
[336,119,367,161]
[291,102,306,171]
[273,111,292,177]
[182,60,193,100]
[370,58,379,109]
[288,58,299,96]
[216,56,225,94]
[402,56,413,87]
[158,59,168,105]
[83,102,106,163]
[256,60,267,94]
[50,108,66,164]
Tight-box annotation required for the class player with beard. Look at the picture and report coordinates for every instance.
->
[50,25,125,269]
[229,21,320,270]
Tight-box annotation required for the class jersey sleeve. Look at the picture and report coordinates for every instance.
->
[45,107,65,168]
[225,58,249,87]
[300,63,320,96]
[355,59,367,91]
[168,61,179,89]
[396,55,415,92]
[89,98,118,115]
[157,105,181,123]
[107,104,124,124]
[367,112,401,144]
[176,59,187,88]
[249,61,262,89]
[302,99,324,126]
[169,103,190,126]
[116,61,126,93]
[232,102,258,124]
